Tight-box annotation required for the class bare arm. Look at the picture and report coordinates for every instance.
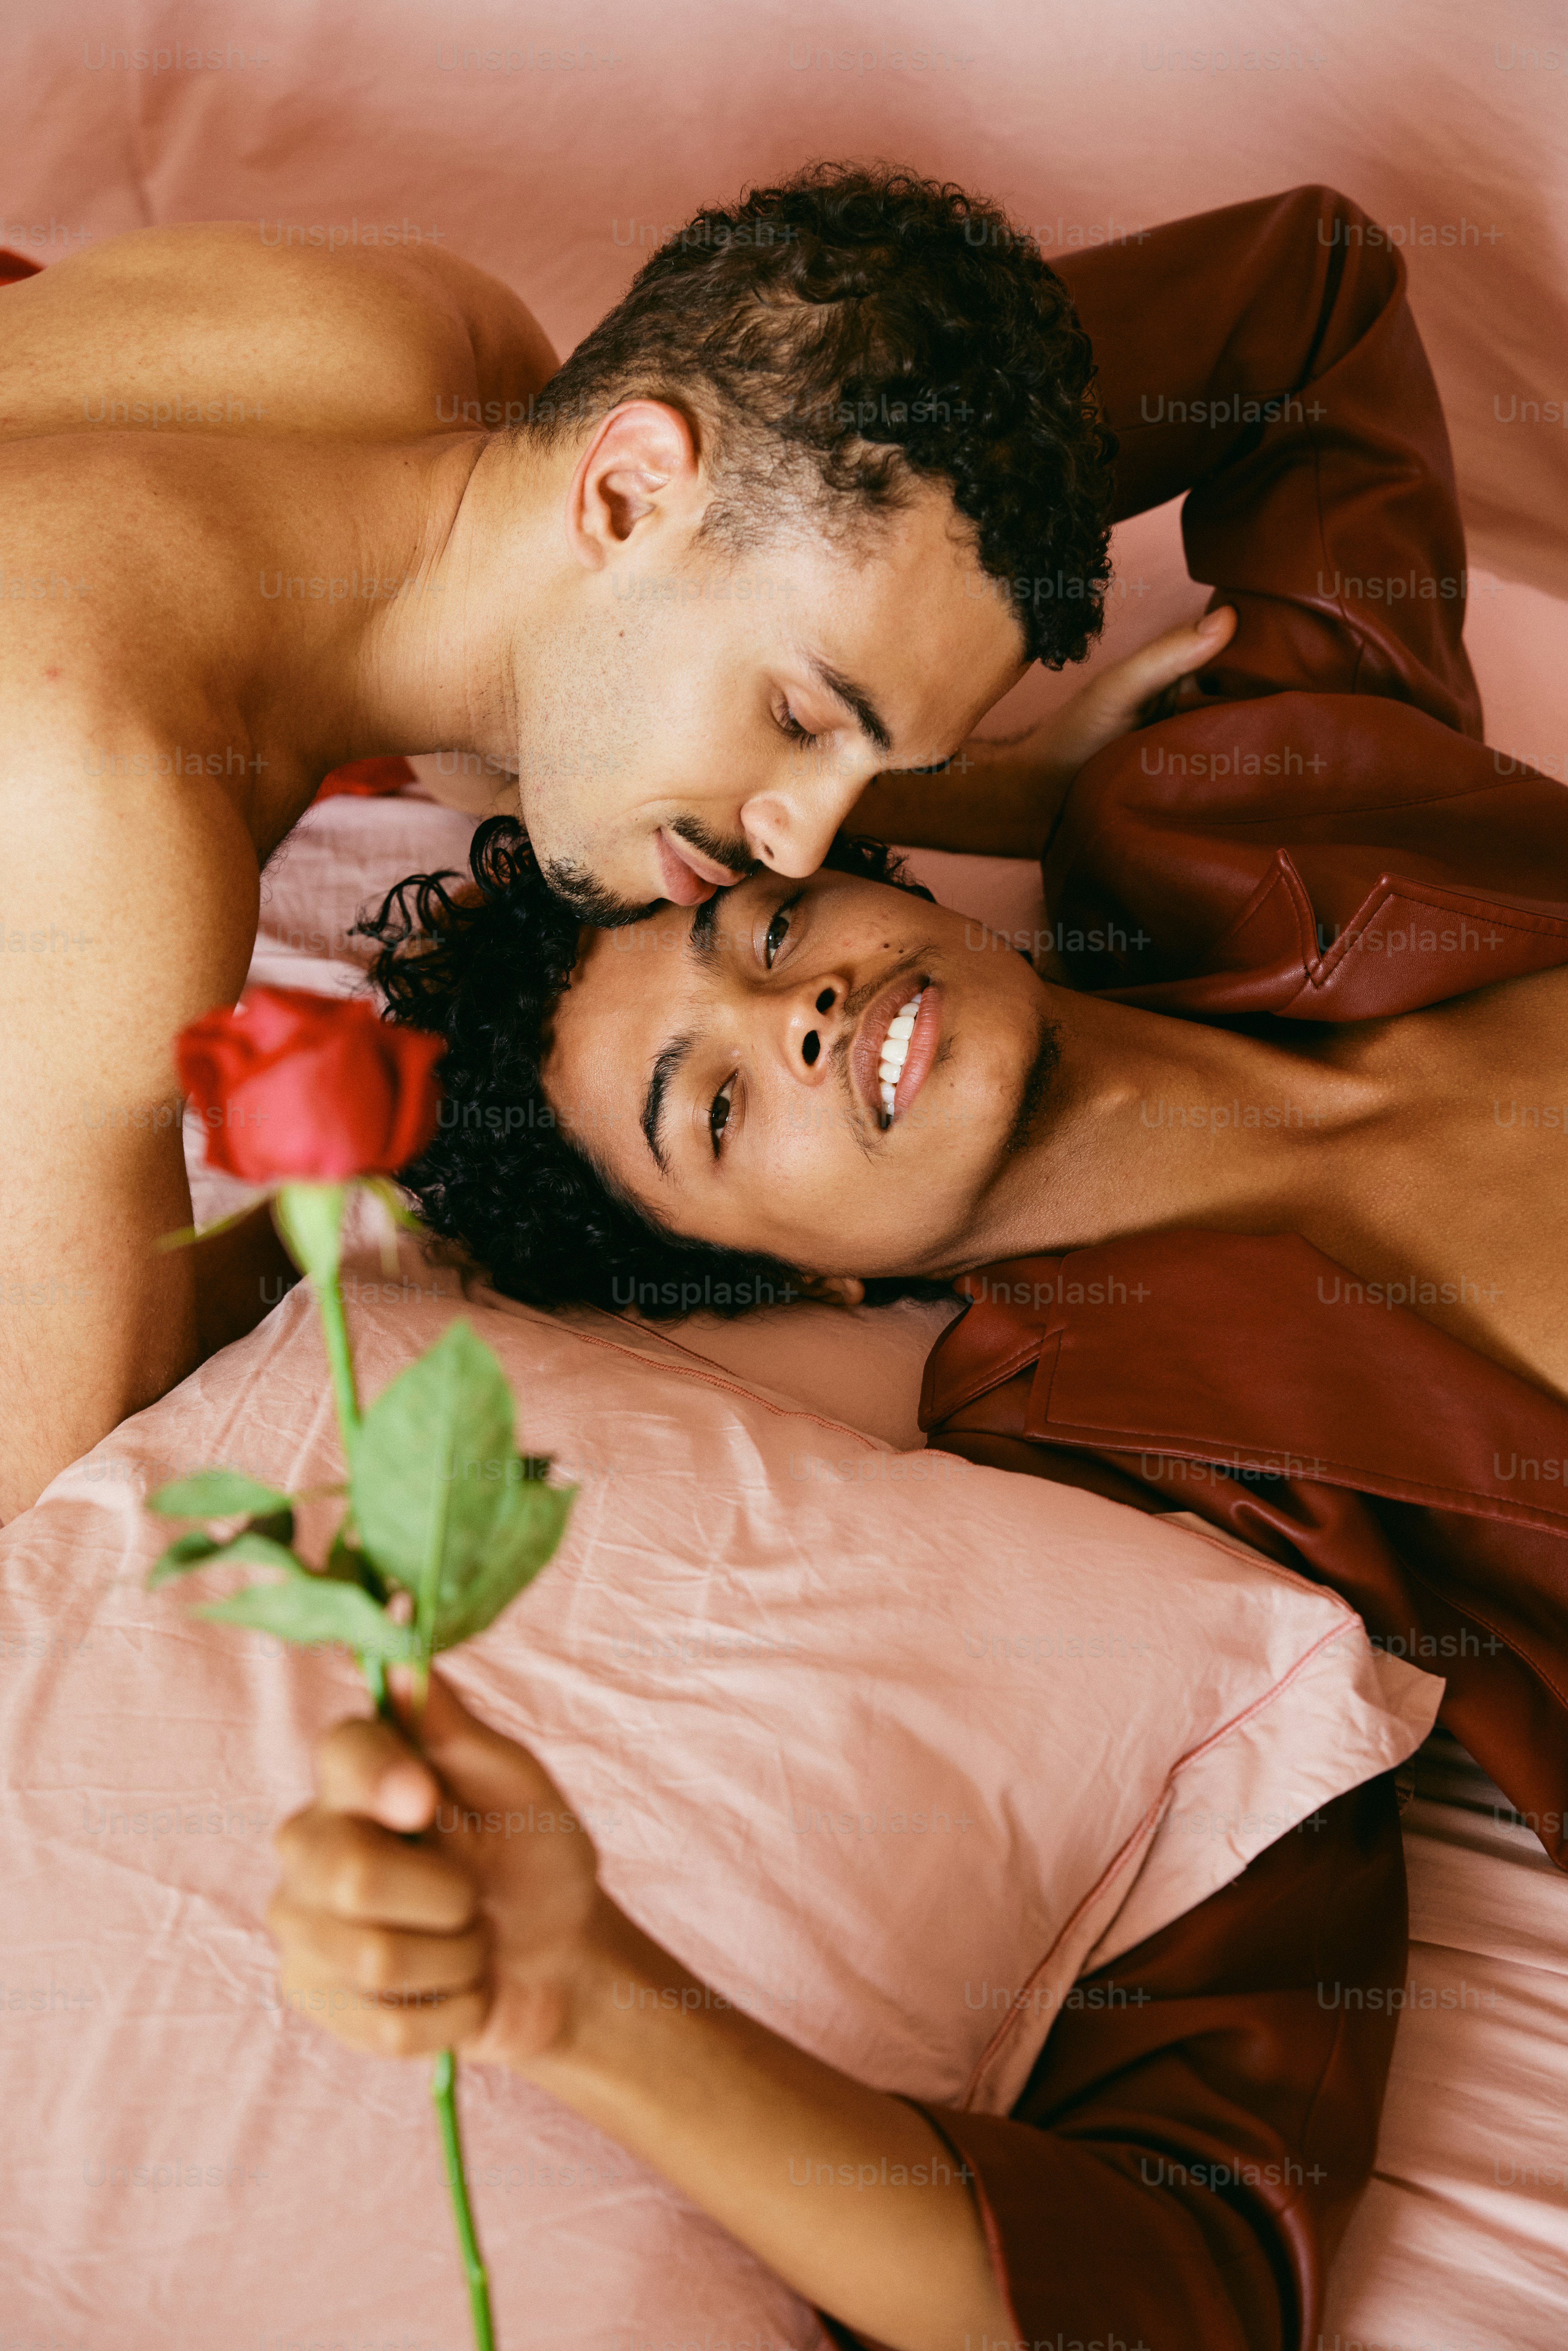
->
[270,1677,1013,2351]
[848,608,1236,857]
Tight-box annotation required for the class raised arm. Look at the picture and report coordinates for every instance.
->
[1029,186,1568,1018]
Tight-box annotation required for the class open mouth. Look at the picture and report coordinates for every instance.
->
[853,977,944,1130]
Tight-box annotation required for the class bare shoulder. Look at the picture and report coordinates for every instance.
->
[0,223,559,443]
[0,430,261,759]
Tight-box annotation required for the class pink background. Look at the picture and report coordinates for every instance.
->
[4,0,1566,760]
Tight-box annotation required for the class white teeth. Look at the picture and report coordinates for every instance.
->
[876,991,923,1125]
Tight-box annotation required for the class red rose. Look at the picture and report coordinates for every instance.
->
[177,986,444,1183]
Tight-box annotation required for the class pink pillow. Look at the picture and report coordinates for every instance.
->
[0,1250,1439,2346]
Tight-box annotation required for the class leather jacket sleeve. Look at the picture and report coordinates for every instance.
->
[821,1777,1406,2351]
[1041,186,1568,1022]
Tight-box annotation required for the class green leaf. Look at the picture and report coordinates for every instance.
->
[350,1320,574,1656]
[351,1322,516,1608]
[219,1531,311,1576]
[428,1476,576,1651]
[148,1528,227,1587]
[197,1577,415,1659]
[148,1470,291,1520]
[155,1201,260,1255]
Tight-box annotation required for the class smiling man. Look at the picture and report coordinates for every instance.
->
[1,160,1187,1516]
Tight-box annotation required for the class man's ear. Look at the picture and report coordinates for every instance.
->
[791,1272,866,1308]
[565,399,705,569]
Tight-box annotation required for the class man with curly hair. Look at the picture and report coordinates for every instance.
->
[0,161,1219,1516]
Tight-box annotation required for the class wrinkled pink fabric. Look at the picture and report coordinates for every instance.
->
[0,1249,1434,2345]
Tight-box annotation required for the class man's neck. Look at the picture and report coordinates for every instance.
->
[239,431,563,789]
[349,433,561,766]
[944,989,1391,1273]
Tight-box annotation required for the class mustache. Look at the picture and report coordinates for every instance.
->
[666,812,759,884]
[541,814,760,930]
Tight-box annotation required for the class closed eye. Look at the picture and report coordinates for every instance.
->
[777,704,821,751]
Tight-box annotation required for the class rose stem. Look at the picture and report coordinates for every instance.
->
[313,1256,362,1449]
[320,1243,495,2351]
[432,2048,496,2351]
[351,1655,497,2350]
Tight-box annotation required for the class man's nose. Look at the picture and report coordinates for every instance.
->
[740,771,865,878]
[783,979,847,1082]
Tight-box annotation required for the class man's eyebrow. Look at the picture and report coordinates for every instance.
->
[640,1034,693,1173]
[807,655,894,756]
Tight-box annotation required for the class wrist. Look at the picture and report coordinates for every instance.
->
[492,1888,667,2080]
[514,1899,714,2088]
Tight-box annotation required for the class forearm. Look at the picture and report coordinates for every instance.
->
[271,1696,1011,2344]
[524,1903,1012,2351]
[845,617,1235,860]
[847,738,1070,860]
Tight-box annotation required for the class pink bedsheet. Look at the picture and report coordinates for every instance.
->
[1324,1736,1568,2349]
[0,1240,1434,2343]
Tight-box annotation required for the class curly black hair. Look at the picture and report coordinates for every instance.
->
[361,819,952,1317]
[532,160,1117,668]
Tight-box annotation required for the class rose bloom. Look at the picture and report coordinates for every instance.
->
[177,986,445,1183]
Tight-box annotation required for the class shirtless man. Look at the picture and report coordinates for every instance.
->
[0,166,1220,1517]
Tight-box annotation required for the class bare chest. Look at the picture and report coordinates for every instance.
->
[1302,972,1568,1398]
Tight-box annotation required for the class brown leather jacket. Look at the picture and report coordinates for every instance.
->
[858,182,1565,2351]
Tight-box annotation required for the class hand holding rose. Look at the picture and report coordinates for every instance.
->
[269,1671,609,2069]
